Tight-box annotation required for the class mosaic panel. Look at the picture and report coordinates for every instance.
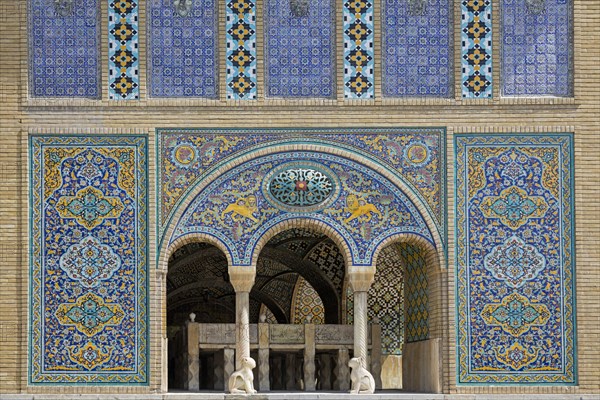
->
[306,240,345,295]
[368,245,404,354]
[461,0,493,98]
[292,277,325,324]
[398,243,428,343]
[502,0,572,96]
[455,134,576,384]
[171,150,433,266]
[109,0,139,99]
[264,0,336,97]
[382,0,453,97]
[226,0,257,99]
[157,129,445,253]
[29,135,148,384]
[29,0,100,98]
[343,0,375,98]
[148,0,218,98]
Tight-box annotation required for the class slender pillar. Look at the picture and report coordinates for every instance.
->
[335,347,350,391]
[228,266,256,393]
[348,268,375,361]
[235,291,251,367]
[186,318,200,391]
[304,323,316,391]
[258,321,270,391]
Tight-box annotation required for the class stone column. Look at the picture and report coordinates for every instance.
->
[224,348,235,387]
[371,319,382,390]
[258,321,270,391]
[229,266,256,369]
[303,323,316,391]
[334,347,350,391]
[185,316,200,391]
[228,266,256,393]
[348,267,375,362]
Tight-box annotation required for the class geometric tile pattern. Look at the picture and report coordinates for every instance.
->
[109,0,139,99]
[264,0,336,98]
[306,241,345,296]
[292,277,325,324]
[147,0,218,98]
[344,0,375,98]
[157,129,445,251]
[455,134,576,384]
[398,243,428,343]
[29,0,101,98]
[226,0,257,99]
[368,245,404,354]
[29,135,148,384]
[381,0,453,97]
[461,0,493,98]
[502,0,572,96]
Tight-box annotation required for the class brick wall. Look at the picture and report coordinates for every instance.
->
[0,0,598,394]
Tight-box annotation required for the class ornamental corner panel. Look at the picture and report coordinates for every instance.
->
[29,135,148,384]
[455,134,576,384]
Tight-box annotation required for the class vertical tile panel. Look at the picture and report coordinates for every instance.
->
[226,0,257,99]
[109,0,140,100]
[343,0,375,98]
[461,0,493,98]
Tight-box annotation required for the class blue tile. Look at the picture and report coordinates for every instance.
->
[148,0,218,98]
[264,0,336,98]
[502,0,572,96]
[29,0,100,98]
[382,0,453,97]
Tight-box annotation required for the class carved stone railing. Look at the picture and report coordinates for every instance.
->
[182,322,381,392]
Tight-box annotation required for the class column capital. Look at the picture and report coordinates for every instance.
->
[229,265,256,293]
[347,266,375,292]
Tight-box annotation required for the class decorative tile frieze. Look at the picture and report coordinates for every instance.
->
[29,135,148,384]
[343,0,375,98]
[109,0,140,99]
[461,0,493,98]
[226,0,257,99]
[455,134,576,384]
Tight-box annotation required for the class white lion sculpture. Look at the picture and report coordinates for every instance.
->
[228,356,257,394]
[348,356,375,394]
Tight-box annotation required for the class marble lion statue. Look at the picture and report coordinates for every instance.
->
[228,356,257,394]
[348,356,375,394]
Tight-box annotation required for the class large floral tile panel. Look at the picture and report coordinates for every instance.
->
[455,134,576,384]
[29,135,148,384]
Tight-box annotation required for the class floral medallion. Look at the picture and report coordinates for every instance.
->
[59,236,121,288]
[56,186,124,229]
[493,342,539,370]
[484,235,546,288]
[480,185,548,229]
[67,342,113,370]
[481,292,550,336]
[56,292,124,337]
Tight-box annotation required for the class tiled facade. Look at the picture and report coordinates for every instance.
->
[1,0,599,396]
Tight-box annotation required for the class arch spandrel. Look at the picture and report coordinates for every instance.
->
[166,149,440,267]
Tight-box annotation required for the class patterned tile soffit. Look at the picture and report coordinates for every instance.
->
[264,0,336,98]
[226,0,257,99]
[29,0,101,98]
[399,243,429,343]
[502,0,572,96]
[157,129,445,256]
[29,135,148,384]
[461,0,493,98]
[109,0,140,99]
[455,134,575,384]
[344,0,375,98]
[148,0,218,98]
[382,0,453,97]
